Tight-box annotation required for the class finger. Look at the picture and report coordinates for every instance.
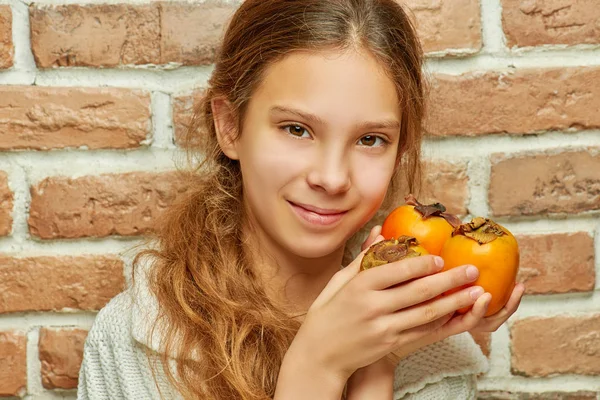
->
[391,285,485,332]
[361,225,382,251]
[378,264,480,310]
[476,283,525,332]
[438,293,492,337]
[390,312,454,358]
[313,234,385,308]
[360,254,446,291]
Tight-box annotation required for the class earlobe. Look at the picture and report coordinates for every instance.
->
[211,97,240,160]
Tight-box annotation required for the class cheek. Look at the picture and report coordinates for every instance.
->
[353,157,396,203]
[242,136,308,190]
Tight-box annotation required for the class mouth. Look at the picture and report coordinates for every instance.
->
[287,200,348,227]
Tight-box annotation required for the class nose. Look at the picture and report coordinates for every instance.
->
[306,148,351,195]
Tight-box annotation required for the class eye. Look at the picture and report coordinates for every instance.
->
[358,135,386,147]
[282,124,311,138]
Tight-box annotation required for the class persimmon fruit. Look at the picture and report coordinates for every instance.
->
[440,217,519,317]
[381,194,460,256]
[360,236,428,271]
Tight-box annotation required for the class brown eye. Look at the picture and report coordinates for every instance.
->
[285,125,309,137]
[360,135,379,146]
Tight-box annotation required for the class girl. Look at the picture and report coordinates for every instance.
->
[77,0,524,399]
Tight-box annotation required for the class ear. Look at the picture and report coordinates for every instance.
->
[211,97,240,160]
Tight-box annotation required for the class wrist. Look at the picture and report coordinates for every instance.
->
[275,344,347,400]
[346,360,395,400]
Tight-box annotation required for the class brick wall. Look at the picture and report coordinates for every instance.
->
[0,0,598,398]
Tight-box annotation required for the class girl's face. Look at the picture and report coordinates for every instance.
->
[231,49,401,260]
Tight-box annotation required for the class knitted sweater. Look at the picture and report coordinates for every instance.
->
[77,267,489,399]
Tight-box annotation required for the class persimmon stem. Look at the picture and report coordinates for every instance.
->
[404,194,461,228]
[453,217,505,244]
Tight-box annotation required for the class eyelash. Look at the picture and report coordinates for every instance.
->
[279,124,390,147]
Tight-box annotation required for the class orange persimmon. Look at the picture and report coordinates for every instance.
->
[440,217,519,317]
[360,236,428,271]
[381,194,460,256]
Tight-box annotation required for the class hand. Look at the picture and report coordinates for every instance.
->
[291,225,487,382]
[469,282,525,334]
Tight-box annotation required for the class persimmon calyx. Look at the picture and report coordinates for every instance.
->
[453,217,506,244]
[404,194,461,228]
[361,236,420,270]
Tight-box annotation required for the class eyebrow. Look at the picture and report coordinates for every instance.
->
[269,105,401,131]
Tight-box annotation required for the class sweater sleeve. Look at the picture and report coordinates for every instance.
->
[392,333,488,400]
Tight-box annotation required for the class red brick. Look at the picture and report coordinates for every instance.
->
[418,160,469,216]
[160,2,237,66]
[28,172,189,239]
[0,331,27,397]
[0,171,13,236]
[402,0,482,54]
[173,88,205,146]
[0,255,124,313]
[39,328,87,389]
[479,391,598,400]
[502,0,600,48]
[0,86,150,151]
[511,315,600,376]
[427,67,600,136]
[516,232,595,294]
[489,150,600,216]
[0,6,12,69]
[379,160,469,217]
[30,2,237,68]
[30,4,160,68]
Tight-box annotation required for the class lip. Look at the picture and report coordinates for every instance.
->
[288,201,348,227]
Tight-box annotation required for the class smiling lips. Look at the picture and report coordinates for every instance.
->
[288,201,348,226]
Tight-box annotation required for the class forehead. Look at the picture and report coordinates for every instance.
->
[248,49,401,124]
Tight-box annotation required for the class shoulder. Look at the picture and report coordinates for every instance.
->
[85,289,135,345]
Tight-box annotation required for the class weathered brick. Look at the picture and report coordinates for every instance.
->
[479,391,598,400]
[0,86,150,151]
[160,2,238,65]
[402,0,482,54]
[0,255,124,313]
[0,171,13,236]
[0,331,27,397]
[39,328,87,389]
[29,172,190,239]
[30,4,160,68]
[516,232,595,294]
[30,2,237,68]
[502,0,600,48]
[427,67,600,136]
[511,315,600,376]
[0,6,13,69]
[378,160,469,217]
[489,150,600,216]
[418,160,469,216]
[173,88,205,146]
[470,332,491,357]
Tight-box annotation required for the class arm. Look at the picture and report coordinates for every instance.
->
[345,357,395,400]
[274,345,347,400]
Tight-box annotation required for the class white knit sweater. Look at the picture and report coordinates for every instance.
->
[77,267,489,399]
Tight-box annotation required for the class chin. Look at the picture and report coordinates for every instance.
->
[284,233,346,260]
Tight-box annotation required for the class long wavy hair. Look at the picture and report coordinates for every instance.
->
[131,0,427,398]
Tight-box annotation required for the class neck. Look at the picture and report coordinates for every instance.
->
[243,223,345,317]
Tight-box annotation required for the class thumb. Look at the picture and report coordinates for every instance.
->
[361,225,383,251]
[312,234,385,309]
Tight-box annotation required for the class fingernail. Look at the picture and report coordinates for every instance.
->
[375,235,384,242]
[434,256,444,270]
[470,286,484,300]
[466,266,479,281]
